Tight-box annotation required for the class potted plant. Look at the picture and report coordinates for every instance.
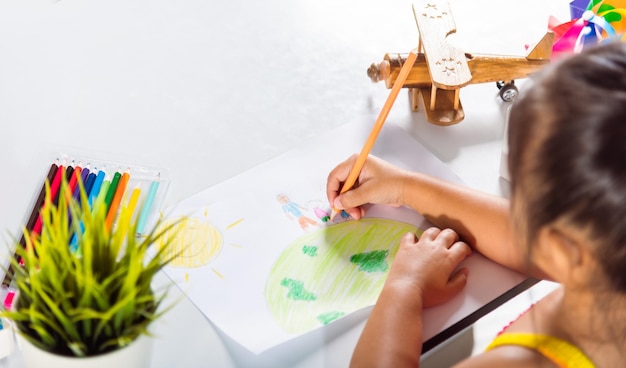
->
[0,175,180,368]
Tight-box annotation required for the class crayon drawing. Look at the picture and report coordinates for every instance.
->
[276,193,321,232]
[157,193,419,337]
[154,209,244,274]
[307,199,331,223]
[155,121,516,354]
[155,216,223,268]
[265,218,419,333]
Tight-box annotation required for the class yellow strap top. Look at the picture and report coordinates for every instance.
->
[485,333,595,368]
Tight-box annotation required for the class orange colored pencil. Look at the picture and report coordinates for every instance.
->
[105,170,130,230]
[330,50,418,220]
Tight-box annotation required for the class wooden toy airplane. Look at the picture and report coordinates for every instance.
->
[367,0,554,126]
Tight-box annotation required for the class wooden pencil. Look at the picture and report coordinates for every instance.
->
[330,50,418,220]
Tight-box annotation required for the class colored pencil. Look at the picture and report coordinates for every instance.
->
[66,165,82,229]
[2,162,59,287]
[51,164,74,207]
[104,171,121,214]
[105,170,130,230]
[125,183,141,220]
[73,164,90,201]
[96,178,111,209]
[88,168,106,206]
[67,165,81,196]
[69,169,97,250]
[136,175,160,235]
[32,163,66,235]
[84,172,97,198]
[330,50,418,220]
[70,168,107,249]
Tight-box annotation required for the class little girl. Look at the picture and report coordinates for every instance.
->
[326,41,626,367]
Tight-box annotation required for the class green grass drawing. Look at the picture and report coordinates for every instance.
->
[265,218,419,334]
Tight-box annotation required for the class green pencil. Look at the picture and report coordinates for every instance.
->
[104,171,121,213]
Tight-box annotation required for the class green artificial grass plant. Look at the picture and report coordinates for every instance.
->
[0,176,180,357]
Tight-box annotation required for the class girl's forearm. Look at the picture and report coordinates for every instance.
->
[401,172,548,279]
[350,285,424,368]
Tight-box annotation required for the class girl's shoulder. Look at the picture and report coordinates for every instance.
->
[456,287,594,368]
[498,286,562,335]
[454,344,561,368]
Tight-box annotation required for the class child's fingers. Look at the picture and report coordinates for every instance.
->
[401,232,418,245]
[447,268,469,294]
[448,241,473,264]
[326,173,345,205]
[435,228,460,246]
[420,227,463,251]
[419,227,442,241]
[335,187,370,212]
[326,156,357,203]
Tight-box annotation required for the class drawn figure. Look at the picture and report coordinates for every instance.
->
[276,194,319,231]
[307,200,331,223]
[265,218,419,334]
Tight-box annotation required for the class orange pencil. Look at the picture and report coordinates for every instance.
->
[105,169,130,230]
[330,50,418,220]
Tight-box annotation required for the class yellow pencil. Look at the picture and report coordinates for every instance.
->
[125,183,142,220]
[330,50,418,220]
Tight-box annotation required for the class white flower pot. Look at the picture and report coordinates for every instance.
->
[0,319,16,360]
[17,333,153,368]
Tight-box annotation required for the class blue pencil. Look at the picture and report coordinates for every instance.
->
[70,168,105,251]
[84,172,97,198]
[136,176,160,235]
[88,168,106,207]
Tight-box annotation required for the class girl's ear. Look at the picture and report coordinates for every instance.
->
[536,225,593,287]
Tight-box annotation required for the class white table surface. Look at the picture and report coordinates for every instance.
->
[0,0,570,366]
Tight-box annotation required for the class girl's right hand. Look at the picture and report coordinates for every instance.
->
[326,154,409,220]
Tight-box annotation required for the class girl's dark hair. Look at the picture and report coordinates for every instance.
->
[508,41,626,292]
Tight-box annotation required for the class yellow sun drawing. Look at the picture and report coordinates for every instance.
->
[155,209,244,273]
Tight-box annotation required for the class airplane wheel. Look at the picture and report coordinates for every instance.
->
[499,83,518,102]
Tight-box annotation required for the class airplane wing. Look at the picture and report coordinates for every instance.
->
[412,0,472,89]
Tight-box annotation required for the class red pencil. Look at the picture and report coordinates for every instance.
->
[2,161,59,287]
[32,163,65,235]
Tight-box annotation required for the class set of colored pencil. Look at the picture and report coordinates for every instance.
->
[1,159,161,289]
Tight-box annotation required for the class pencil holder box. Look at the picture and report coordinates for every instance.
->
[44,150,170,237]
[1,149,171,290]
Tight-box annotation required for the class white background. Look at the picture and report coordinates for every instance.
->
[0,0,569,366]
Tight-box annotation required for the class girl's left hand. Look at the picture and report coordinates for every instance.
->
[385,227,472,308]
